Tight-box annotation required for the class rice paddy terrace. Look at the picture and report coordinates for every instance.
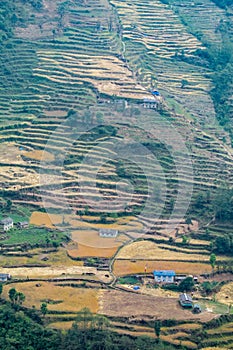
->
[0,0,232,234]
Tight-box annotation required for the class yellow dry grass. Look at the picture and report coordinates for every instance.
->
[216,282,233,305]
[30,211,63,228]
[116,240,211,261]
[0,265,97,278]
[23,150,54,162]
[68,243,118,258]
[113,259,211,276]
[0,248,83,268]
[70,218,142,232]
[49,321,74,330]
[161,334,197,348]
[3,282,99,313]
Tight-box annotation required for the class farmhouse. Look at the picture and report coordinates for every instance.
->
[153,270,176,283]
[0,217,13,232]
[0,273,11,282]
[17,221,29,229]
[179,293,193,308]
[143,98,158,109]
[99,229,118,238]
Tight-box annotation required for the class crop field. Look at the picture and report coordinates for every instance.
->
[116,240,214,261]
[0,0,231,231]
[216,282,233,305]
[113,259,212,276]
[0,247,83,268]
[67,243,119,258]
[0,265,97,279]
[3,282,99,313]
[30,211,64,228]
[99,289,215,322]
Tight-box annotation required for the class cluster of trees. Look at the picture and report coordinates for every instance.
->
[199,9,233,141]
[211,0,233,8]
[0,0,43,44]
[214,234,233,256]
[213,188,233,222]
[0,303,177,350]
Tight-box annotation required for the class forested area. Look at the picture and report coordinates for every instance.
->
[0,0,43,43]
[0,303,176,350]
[212,0,233,8]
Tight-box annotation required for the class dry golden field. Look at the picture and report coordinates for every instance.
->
[23,149,55,162]
[67,243,119,258]
[0,247,83,268]
[30,212,63,228]
[3,282,99,313]
[116,240,212,261]
[0,265,96,278]
[216,282,233,305]
[113,259,212,276]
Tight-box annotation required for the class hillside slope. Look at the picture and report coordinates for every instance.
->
[0,0,232,231]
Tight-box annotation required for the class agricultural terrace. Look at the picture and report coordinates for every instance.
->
[113,240,230,276]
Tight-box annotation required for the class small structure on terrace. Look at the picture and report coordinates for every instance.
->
[99,229,118,238]
[0,217,13,232]
[179,293,193,308]
[0,273,11,282]
[17,221,29,229]
[153,270,176,283]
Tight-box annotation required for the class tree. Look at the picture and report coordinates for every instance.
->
[41,302,48,316]
[6,199,12,211]
[181,79,189,89]
[96,112,104,124]
[9,288,17,304]
[0,284,3,298]
[182,235,189,245]
[17,292,25,305]
[178,277,194,292]
[154,320,161,340]
[210,253,217,271]
[185,217,193,230]
[214,235,232,255]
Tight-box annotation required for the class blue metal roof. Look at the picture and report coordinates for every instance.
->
[153,270,175,277]
[152,90,160,96]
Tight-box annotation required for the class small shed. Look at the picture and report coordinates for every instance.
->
[153,270,176,283]
[99,229,118,238]
[0,218,14,232]
[193,304,202,313]
[17,221,29,229]
[179,293,193,308]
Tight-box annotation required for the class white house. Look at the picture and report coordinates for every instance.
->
[143,98,158,109]
[99,229,118,238]
[0,217,14,232]
[0,273,11,282]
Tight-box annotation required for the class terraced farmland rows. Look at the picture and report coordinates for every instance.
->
[168,0,225,43]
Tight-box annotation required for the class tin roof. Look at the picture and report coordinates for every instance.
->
[0,217,13,225]
[179,293,193,303]
[153,270,176,277]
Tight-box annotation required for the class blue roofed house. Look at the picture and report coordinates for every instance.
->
[153,270,176,283]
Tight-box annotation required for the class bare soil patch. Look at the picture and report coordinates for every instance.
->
[99,290,216,322]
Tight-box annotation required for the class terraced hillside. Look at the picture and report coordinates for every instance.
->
[0,0,232,234]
